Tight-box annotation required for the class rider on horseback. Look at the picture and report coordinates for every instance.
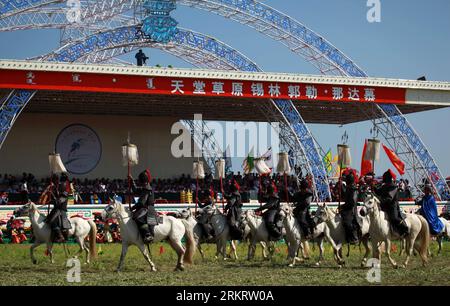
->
[129,169,157,244]
[375,169,409,238]
[224,180,244,240]
[255,182,282,240]
[416,184,444,235]
[45,173,72,243]
[292,179,315,240]
[197,188,216,240]
[339,169,360,244]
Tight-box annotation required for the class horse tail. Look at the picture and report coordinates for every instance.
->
[417,215,430,265]
[87,219,97,261]
[181,219,196,265]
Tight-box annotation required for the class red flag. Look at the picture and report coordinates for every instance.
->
[159,246,165,255]
[360,140,373,177]
[382,144,405,175]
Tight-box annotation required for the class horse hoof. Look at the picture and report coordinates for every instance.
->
[151,267,157,272]
[393,264,398,269]
[288,263,294,268]
[32,260,37,265]
[315,262,320,267]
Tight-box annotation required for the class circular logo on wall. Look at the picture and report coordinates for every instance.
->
[55,124,102,175]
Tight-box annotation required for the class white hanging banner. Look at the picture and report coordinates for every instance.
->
[193,161,206,179]
[48,153,67,174]
[364,139,381,161]
[122,143,139,166]
[337,144,352,168]
[276,152,291,174]
[215,159,226,179]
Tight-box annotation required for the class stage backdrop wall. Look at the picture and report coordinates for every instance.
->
[0,113,195,179]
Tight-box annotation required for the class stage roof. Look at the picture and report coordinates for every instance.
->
[1,60,449,124]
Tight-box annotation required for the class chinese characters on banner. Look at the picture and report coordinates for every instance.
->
[0,69,406,105]
[143,77,400,104]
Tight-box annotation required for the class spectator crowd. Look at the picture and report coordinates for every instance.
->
[0,170,416,205]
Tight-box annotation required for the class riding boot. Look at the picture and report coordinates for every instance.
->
[397,220,409,238]
[143,225,155,244]
[53,229,65,243]
[267,223,282,240]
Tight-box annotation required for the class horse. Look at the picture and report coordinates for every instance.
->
[313,203,372,267]
[14,202,97,264]
[102,199,195,272]
[195,206,242,260]
[399,215,450,256]
[363,194,430,268]
[435,217,450,254]
[243,209,293,261]
[279,203,344,267]
[177,208,239,260]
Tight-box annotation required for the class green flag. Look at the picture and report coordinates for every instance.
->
[242,149,255,174]
[323,149,332,175]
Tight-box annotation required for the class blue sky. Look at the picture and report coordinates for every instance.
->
[1,0,449,176]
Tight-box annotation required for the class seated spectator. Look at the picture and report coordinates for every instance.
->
[0,192,8,205]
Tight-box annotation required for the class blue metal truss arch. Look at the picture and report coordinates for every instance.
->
[0,89,35,150]
[34,25,332,200]
[179,0,449,199]
[0,0,57,17]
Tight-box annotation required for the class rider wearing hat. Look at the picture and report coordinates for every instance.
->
[45,173,72,243]
[129,169,156,243]
[375,169,409,237]
[339,169,360,244]
[197,188,216,241]
[255,182,282,240]
[416,184,444,235]
[292,179,315,239]
[224,180,244,240]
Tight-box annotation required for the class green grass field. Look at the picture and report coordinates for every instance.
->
[0,241,449,286]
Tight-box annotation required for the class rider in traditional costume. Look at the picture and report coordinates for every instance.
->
[129,170,157,243]
[292,179,315,239]
[224,180,244,240]
[339,169,360,244]
[45,173,72,243]
[255,182,282,240]
[416,184,444,235]
[197,188,216,240]
[375,169,409,237]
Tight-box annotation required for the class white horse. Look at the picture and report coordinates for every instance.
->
[196,206,242,260]
[313,203,372,267]
[243,210,284,260]
[103,199,196,272]
[400,215,450,256]
[435,217,450,254]
[363,194,430,268]
[279,203,344,267]
[177,208,239,260]
[14,202,97,264]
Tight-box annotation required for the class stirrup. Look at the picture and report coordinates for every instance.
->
[144,235,154,243]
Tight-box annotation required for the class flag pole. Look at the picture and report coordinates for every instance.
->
[284,172,289,205]
[258,175,262,208]
[220,176,224,211]
[195,159,199,214]
[338,161,343,210]
[127,133,132,211]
